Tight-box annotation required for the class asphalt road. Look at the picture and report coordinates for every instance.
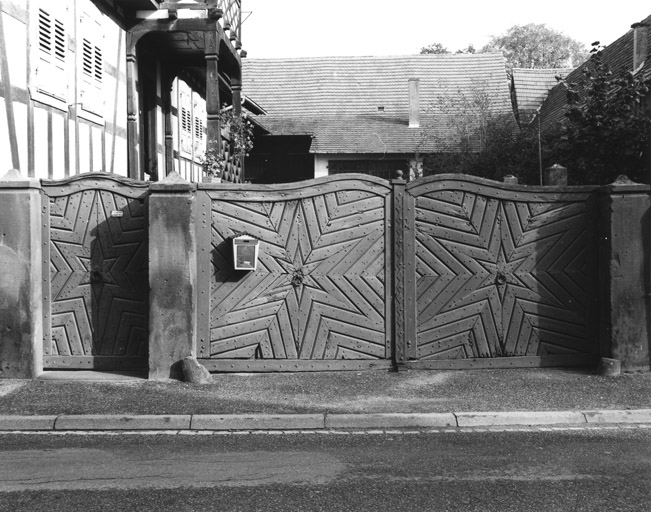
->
[0,428,650,511]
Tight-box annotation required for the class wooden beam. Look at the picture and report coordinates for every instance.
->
[129,17,220,33]
[0,5,20,171]
[204,30,221,152]
[159,1,218,10]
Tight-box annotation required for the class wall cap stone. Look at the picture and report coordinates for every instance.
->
[0,169,40,189]
[600,175,650,194]
[149,171,197,193]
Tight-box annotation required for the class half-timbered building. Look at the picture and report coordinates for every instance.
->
[0,0,246,182]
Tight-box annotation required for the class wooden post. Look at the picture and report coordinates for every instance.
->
[126,32,141,180]
[163,71,176,177]
[232,73,243,182]
[232,75,242,117]
[392,171,415,368]
[205,31,222,154]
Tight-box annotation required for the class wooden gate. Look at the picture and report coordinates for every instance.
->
[198,176,393,371]
[42,174,149,370]
[402,176,599,368]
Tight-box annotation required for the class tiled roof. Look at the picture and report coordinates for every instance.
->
[242,54,515,153]
[257,114,468,154]
[539,14,651,132]
[512,68,574,112]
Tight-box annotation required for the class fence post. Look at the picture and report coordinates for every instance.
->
[599,176,651,371]
[392,172,415,368]
[148,172,198,380]
[0,170,43,378]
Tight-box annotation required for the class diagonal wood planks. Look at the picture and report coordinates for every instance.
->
[410,180,597,361]
[208,181,390,361]
[43,177,149,366]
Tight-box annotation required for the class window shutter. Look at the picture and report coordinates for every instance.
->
[35,7,68,101]
[179,83,193,157]
[192,91,206,157]
[79,12,104,115]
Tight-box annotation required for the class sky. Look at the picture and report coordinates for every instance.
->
[241,1,651,59]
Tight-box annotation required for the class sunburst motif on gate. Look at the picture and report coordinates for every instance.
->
[208,188,388,360]
[414,188,594,360]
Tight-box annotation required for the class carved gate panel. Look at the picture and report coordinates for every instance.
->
[408,177,598,367]
[42,175,149,370]
[199,176,392,371]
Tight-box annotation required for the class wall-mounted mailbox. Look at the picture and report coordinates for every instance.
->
[233,234,259,271]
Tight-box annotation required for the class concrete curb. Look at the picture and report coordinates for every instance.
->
[583,409,651,424]
[191,414,324,430]
[54,415,192,431]
[326,413,456,429]
[455,411,587,427]
[0,415,57,430]
[0,409,650,432]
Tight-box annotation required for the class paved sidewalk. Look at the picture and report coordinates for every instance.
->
[0,368,650,432]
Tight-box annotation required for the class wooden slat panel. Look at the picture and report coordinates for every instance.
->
[410,176,598,365]
[208,182,389,361]
[42,175,149,369]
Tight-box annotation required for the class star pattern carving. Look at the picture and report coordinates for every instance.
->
[415,192,593,360]
[209,189,388,360]
[46,188,148,359]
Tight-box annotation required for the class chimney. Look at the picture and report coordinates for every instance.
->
[632,22,649,71]
[408,78,420,128]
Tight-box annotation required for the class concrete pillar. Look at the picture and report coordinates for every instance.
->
[148,172,198,380]
[0,170,43,378]
[544,164,568,186]
[599,177,651,371]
